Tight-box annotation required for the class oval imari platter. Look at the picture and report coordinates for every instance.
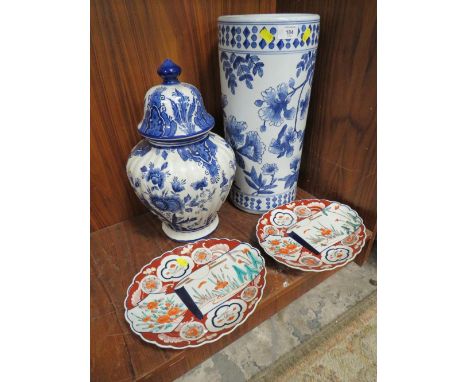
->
[256,199,367,272]
[124,238,266,349]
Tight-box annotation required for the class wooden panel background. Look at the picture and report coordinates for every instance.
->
[91,0,276,231]
[277,0,377,246]
[91,0,377,239]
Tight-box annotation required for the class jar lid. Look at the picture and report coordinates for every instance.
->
[138,59,214,143]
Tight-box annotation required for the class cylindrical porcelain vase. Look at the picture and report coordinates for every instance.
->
[218,14,319,214]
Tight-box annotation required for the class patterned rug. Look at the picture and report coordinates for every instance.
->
[249,291,377,382]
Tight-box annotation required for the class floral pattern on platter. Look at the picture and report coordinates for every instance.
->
[219,17,319,214]
[306,200,327,214]
[342,233,359,246]
[124,238,267,349]
[289,202,363,252]
[179,322,206,341]
[261,224,279,239]
[241,286,258,302]
[127,133,236,236]
[140,275,163,294]
[126,294,187,334]
[299,255,322,267]
[157,255,194,282]
[321,246,353,265]
[191,247,213,265]
[263,235,302,260]
[256,199,367,272]
[205,300,247,332]
[293,205,312,218]
[270,209,297,228]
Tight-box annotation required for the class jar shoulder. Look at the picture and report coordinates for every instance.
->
[127,133,235,179]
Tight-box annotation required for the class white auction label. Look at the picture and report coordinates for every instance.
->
[276,26,297,40]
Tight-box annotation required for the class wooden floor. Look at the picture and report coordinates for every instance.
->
[91,188,372,381]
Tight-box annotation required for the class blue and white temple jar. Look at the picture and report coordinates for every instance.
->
[127,60,236,241]
[218,14,319,214]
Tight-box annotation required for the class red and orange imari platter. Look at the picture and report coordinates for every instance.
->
[124,238,266,349]
[256,199,367,272]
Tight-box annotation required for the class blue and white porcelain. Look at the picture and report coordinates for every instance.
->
[218,14,320,213]
[127,59,236,241]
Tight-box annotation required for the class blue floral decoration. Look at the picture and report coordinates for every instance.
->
[238,131,266,164]
[220,52,264,94]
[171,177,186,192]
[290,51,317,134]
[261,163,279,175]
[128,174,141,189]
[255,83,296,127]
[177,137,220,183]
[221,94,228,118]
[296,130,305,150]
[291,157,300,170]
[220,172,229,188]
[168,88,198,135]
[225,116,247,146]
[299,90,310,119]
[191,177,208,191]
[224,116,265,170]
[140,162,170,189]
[234,151,246,170]
[131,140,152,157]
[279,157,301,189]
[139,85,213,139]
[253,51,316,144]
[269,125,296,158]
[244,166,278,195]
[140,87,174,138]
[149,193,183,213]
[188,85,216,130]
[296,51,316,83]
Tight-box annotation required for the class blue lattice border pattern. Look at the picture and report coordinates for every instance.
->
[218,22,319,53]
[230,187,297,213]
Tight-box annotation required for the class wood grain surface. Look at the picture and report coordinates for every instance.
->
[91,0,275,231]
[90,0,376,256]
[90,188,372,381]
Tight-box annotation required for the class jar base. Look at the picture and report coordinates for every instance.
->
[161,215,219,242]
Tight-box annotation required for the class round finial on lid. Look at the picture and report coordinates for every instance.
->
[157,59,182,84]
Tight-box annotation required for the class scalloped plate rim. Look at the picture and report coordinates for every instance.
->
[123,238,267,349]
[255,199,367,272]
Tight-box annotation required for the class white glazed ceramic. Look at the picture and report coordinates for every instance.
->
[256,199,367,272]
[218,14,320,213]
[124,238,267,349]
[126,60,236,241]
